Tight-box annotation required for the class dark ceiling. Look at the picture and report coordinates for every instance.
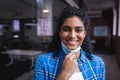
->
[0,0,115,19]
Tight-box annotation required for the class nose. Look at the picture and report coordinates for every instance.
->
[68,30,76,39]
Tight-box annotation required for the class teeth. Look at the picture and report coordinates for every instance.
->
[68,41,77,44]
[67,40,77,42]
[69,41,76,42]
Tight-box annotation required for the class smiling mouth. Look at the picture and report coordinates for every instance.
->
[66,39,79,46]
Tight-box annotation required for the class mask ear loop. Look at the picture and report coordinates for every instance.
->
[61,41,81,54]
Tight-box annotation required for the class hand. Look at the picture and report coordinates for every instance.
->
[62,52,80,75]
[56,52,80,80]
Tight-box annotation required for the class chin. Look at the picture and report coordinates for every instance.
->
[67,46,77,50]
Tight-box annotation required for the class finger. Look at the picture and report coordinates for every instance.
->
[70,54,76,60]
[73,58,77,62]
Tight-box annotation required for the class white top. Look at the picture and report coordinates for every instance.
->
[69,72,84,80]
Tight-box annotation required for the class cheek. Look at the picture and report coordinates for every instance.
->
[59,32,68,40]
[78,34,86,41]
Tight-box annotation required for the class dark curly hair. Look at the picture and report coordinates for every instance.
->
[48,7,93,59]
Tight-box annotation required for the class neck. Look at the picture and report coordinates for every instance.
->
[75,50,80,60]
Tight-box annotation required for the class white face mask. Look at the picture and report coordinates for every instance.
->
[61,41,81,54]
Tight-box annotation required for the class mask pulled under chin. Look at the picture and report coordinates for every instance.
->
[61,41,81,54]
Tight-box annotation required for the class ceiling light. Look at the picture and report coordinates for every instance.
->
[42,9,49,13]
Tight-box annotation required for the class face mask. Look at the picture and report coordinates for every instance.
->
[61,41,81,54]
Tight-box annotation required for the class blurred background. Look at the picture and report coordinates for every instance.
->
[0,0,120,80]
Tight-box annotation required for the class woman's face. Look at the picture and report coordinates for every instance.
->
[59,16,86,50]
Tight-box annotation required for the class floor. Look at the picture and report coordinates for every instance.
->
[0,49,120,80]
[96,52,120,80]
[0,60,31,80]
[15,70,33,80]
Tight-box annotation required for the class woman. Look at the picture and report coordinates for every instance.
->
[34,7,105,80]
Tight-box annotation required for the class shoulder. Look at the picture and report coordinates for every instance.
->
[90,53,105,68]
[37,52,54,61]
[81,49,104,65]
[91,54,104,62]
[36,51,63,63]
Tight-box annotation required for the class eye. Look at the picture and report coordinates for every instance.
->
[76,28,85,33]
[61,26,70,32]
